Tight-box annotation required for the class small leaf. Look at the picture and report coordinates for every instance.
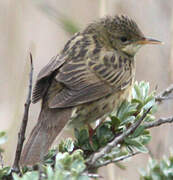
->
[78,129,89,144]
[47,165,54,179]
[124,138,141,146]
[140,134,151,145]
[142,82,149,99]
[131,126,145,138]
[59,138,74,153]
[133,82,142,100]
[13,171,39,180]
[143,98,155,110]
[124,138,148,153]
[0,132,7,145]
[143,114,155,122]
[120,116,135,125]
[110,116,121,130]
[71,159,86,174]
[133,143,148,153]
[131,98,142,104]
[77,175,90,180]
[96,123,113,145]
[0,166,11,179]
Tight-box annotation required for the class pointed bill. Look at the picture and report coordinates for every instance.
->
[137,38,163,45]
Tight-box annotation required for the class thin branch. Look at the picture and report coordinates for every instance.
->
[84,85,173,170]
[155,84,173,102]
[94,151,140,169]
[86,107,152,167]
[143,117,173,129]
[12,53,33,172]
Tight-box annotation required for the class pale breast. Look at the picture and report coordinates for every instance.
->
[68,84,133,128]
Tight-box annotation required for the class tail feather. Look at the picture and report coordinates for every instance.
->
[20,106,72,165]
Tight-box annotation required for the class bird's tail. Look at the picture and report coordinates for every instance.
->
[20,105,72,166]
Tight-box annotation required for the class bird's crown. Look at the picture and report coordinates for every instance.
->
[84,15,144,38]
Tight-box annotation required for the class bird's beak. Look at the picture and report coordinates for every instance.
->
[137,37,163,45]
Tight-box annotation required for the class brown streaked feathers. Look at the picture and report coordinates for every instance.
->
[20,15,147,165]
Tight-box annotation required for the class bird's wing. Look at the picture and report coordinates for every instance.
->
[32,55,66,103]
[49,51,133,108]
[36,54,67,81]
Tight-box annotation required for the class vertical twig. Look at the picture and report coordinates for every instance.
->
[87,107,152,167]
[12,53,33,172]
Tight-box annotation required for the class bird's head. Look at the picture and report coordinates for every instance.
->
[87,15,162,57]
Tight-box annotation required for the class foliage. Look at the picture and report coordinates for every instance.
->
[74,81,156,165]
[0,81,159,179]
[0,131,7,153]
[140,151,173,180]
[0,131,10,179]
[13,146,88,180]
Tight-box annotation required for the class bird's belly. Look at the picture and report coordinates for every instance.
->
[68,85,132,127]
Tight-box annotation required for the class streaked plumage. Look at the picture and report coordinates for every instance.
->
[20,15,160,165]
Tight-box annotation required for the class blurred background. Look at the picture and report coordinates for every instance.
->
[0,0,173,179]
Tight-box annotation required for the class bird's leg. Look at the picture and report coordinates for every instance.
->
[87,123,95,146]
[87,124,94,137]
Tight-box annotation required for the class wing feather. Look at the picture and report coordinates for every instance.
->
[48,51,133,108]
[32,55,66,103]
[33,49,133,107]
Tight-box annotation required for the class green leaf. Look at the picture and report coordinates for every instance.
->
[131,98,142,104]
[59,138,74,153]
[77,129,89,145]
[96,123,113,145]
[116,101,137,122]
[13,171,39,180]
[124,138,148,153]
[140,134,151,145]
[143,114,155,122]
[71,159,86,174]
[44,149,57,164]
[77,175,90,180]
[120,116,135,125]
[0,166,11,179]
[131,126,145,138]
[142,82,149,99]
[140,152,173,179]
[46,165,54,180]
[143,97,155,110]
[132,82,143,100]
[0,132,7,145]
[133,143,148,153]
[125,137,140,146]
[110,116,121,130]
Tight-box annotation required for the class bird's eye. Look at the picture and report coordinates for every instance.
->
[120,37,128,43]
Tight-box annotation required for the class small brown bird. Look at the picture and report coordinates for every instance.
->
[20,15,161,165]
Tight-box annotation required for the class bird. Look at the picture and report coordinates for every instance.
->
[20,15,161,165]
